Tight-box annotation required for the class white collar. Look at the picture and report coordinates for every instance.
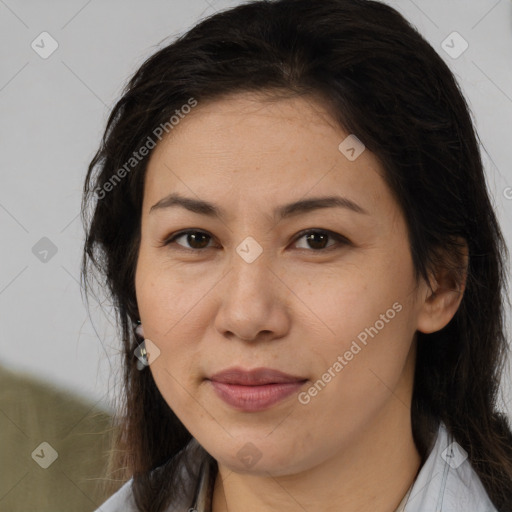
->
[401,421,497,511]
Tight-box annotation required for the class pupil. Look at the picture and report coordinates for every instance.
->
[307,232,327,250]
[189,232,208,249]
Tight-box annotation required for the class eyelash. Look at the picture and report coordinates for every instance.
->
[159,229,351,253]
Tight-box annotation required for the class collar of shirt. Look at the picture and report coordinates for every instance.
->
[191,462,413,512]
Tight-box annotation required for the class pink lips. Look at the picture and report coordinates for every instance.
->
[208,367,307,412]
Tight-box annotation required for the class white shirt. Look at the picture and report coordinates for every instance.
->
[94,421,498,512]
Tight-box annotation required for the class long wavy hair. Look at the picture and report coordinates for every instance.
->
[81,0,512,510]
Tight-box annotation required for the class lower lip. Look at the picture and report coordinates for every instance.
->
[208,380,306,412]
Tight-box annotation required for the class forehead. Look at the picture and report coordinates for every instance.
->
[142,92,390,219]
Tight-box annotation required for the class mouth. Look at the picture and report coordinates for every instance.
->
[209,366,306,385]
[207,366,308,412]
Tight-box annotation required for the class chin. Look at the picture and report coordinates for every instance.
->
[208,437,313,477]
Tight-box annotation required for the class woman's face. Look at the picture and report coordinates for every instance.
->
[135,92,429,476]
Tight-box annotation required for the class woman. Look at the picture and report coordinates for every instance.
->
[82,0,512,510]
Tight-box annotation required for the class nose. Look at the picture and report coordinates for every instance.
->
[213,249,291,343]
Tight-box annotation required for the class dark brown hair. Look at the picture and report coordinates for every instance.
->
[81,0,512,510]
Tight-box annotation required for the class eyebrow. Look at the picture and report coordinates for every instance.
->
[149,192,369,219]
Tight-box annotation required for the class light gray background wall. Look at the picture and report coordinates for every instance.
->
[1,0,511,419]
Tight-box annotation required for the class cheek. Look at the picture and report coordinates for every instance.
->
[295,300,414,446]
[135,261,195,397]
[297,252,416,394]
[296,257,408,343]
[135,250,214,340]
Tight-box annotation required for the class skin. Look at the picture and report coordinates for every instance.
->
[134,92,466,512]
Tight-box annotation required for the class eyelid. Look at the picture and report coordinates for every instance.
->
[158,229,217,251]
[160,228,351,252]
[292,228,351,249]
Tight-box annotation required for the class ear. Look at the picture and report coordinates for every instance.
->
[416,239,469,334]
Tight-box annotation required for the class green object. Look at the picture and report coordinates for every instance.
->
[0,364,120,512]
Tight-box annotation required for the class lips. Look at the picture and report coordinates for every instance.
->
[209,366,306,385]
[207,367,308,412]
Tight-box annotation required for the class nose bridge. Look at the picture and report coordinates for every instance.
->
[228,234,273,299]
[214,234,289,341]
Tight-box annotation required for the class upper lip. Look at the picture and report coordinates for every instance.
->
[209,366,307,385]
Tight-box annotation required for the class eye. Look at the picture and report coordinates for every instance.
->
[160,228,350,252]
[292,229,350,251]
[162,230,215,251]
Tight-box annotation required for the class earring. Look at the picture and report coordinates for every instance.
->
[133,321,148,370]
[134,321,144,339]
